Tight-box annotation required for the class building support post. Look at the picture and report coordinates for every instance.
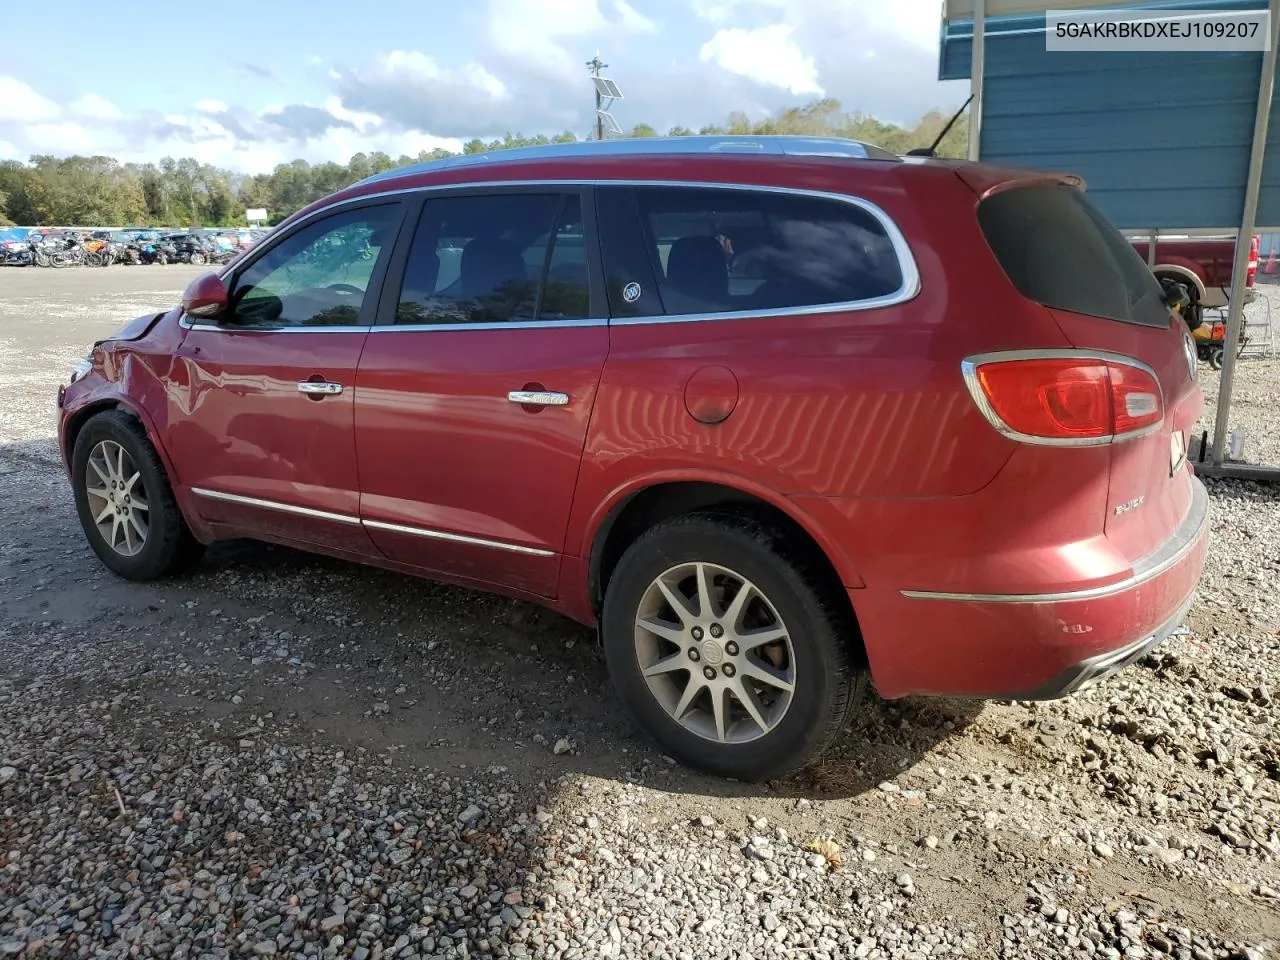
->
[1211,0,1280,466]
[967,0,986,162]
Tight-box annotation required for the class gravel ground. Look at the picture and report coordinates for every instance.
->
[1,266,1277,960]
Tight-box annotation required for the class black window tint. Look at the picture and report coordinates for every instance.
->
[978,184,1168,328]
[531,196,590,321]
[395,193,587,325]
[597,188,665,317]
[630,186,904,317]
[228,204,400,328]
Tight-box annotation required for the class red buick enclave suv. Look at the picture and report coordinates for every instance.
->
[57,137,1209,780]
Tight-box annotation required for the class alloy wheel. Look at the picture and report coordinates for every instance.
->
[84,439,150,557]
[633,561,796,744]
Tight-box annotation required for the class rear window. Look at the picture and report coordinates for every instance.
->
[978,184,1169,328]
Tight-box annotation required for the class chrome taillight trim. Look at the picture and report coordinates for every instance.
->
[1182,326,1199,380]
[960,348,1165,448]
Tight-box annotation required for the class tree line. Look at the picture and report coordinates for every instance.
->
[0,99,968,228]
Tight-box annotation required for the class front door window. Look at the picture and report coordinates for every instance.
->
[226,205,402,329]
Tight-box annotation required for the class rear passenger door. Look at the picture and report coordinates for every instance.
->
[353,188,608,598]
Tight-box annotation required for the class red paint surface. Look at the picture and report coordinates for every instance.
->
[57,151,1210,700]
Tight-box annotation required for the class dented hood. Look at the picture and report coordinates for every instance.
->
[95,307,177,347]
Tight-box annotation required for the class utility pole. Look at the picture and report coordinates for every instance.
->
[587,52,607,141]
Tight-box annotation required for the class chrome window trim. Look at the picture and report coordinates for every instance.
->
[180,319,372,334]
[901,477,1208,604]
[179,178,917,334]
[370,318,607,333]
[960,348,1165,448]
[361,518,555,557]
[189,487,554,557]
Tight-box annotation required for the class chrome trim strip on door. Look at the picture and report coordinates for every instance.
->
[188,487,556,557]
[361,519,555,556]
[189,487,362,526]
[900,478,1209,604]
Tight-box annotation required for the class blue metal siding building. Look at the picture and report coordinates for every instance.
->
[939,0,1280,229]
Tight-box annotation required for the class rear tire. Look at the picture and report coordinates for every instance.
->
[601,512,866,781]
[1209,347,1225,370]
[71,410,203,580]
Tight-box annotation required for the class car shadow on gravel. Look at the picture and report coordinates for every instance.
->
[2,437,982,805]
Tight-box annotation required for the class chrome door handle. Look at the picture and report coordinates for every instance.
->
[508,390,569,407]
[298,381,343,396]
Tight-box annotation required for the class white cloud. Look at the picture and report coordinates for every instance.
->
[369,51,507,100]
[613,0,658,34]
[0,76,60,123]
[865,0,947,50]
[23,122,97,153]
[195,99,229,113]
[69,94,123,120]
[700,24,823,96]
[323,96,382,131]
[0,138,19,160]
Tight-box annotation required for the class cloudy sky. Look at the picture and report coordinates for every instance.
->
[0,0,964,173]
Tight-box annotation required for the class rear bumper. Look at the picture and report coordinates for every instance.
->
[1011,588,1195,699]
[849,477,1210,699]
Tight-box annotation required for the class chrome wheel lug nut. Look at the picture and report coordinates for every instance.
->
[691,626,704,641]
[688,648,700,662]
[703,666,716,680]
[725,641,739,656]
[709,623,723,638]
[723,664,736,678]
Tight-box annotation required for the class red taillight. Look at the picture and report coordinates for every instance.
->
[964,353,1163,445]
[1248,235,1259,286]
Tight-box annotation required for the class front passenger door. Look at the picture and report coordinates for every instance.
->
[167,201,404,553]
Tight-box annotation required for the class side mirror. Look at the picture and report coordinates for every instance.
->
[182,271,229,318]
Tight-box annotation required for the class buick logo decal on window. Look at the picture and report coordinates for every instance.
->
[622,282,642,303]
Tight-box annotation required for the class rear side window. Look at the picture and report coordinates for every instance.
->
[978,184,1168,328]
[599,185,906,317]
[394,192,589,325]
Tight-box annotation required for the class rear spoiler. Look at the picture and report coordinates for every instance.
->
[955,167,1084,200]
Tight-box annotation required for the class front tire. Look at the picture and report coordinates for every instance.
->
[71,410,202,580]
[190,252,206,266]
[601,513,866,781]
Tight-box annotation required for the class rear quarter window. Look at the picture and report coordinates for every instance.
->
[598,185,909,318]
[977,184,1169,328]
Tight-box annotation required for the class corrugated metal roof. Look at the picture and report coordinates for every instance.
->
[940,0,1280,230]
[943,0,1143,21]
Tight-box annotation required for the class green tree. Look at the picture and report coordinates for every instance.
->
[630,123,658,138]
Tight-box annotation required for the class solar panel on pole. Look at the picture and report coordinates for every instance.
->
[597,110,623,135]
[593,76,623,100]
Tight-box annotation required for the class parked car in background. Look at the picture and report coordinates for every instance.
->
[56,137,1209,780]
[1130,233,1258,327]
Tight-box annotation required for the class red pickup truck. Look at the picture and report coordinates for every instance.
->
[1129,234,1259,325]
